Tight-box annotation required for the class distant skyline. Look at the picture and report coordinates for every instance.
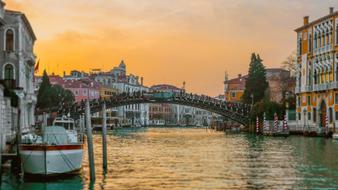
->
[5,0,337,95]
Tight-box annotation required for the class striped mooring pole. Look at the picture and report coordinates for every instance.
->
[263,113,268,133]
[256,116,259,134]
[325,114,329,135]
[283,114,288,131]
[274,113,278,132]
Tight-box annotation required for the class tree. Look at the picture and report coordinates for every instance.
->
[242,53,269,104]
[37,70,53,109]
[37,70,75,110]
[51,85,75,107]
[281,51,297,77]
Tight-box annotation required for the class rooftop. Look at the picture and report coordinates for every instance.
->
[295,8,338,32]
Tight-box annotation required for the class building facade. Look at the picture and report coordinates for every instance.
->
[149,84,215,126]
[92,60,149,126]
[224,74,247,102]
[295,7,338,132]
[224,69,292,103]
[0,1,36,132]
[266,68,293,103]
[149,84,182,125]
[48,75,101,102]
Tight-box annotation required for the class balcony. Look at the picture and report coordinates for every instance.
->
[295,85,313,93]
[312,82,338,92]
[305,85,313,92]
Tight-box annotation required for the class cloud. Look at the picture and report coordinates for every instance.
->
[4,0,337,95]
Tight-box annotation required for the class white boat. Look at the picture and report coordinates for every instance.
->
[333,133,338,140]
[20,117,83,176]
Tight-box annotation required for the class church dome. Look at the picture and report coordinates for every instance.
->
[119,60,126,69]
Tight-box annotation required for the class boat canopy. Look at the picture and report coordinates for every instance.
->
[43,126,70,145]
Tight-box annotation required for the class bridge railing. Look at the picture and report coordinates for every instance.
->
[37,91,250,126]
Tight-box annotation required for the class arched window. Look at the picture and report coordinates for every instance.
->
[4,64,14,80]
[5,29,14,51]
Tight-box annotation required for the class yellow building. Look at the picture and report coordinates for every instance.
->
[99,85,118,100]
[295,7,338,132]
[224,74,247,102]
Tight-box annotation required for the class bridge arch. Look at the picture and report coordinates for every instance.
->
[68,92,251,126]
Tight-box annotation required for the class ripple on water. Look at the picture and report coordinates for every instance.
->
[1,127,338,190]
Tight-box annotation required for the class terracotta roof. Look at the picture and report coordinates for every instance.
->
[50,76,101,90]
[225,75,247,85]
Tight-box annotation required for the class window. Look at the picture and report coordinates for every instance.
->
[4,64,14,80]
[5,29,14,51]
[336,23,338,44]
[308,33,312,52]
[329,108,333,123]
[335,111,338,121]
[335,93,338,104]
[308,112,311,120]
[313,108,317,123]
[231,92,236,98]
[307,96,311,105]
[297,96,301,107]
[298,113,301,120]
[297,34,302,56]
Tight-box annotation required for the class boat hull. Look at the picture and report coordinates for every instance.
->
[20,144,83,176]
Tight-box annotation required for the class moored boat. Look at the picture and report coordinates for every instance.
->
[20,117,83,176]
[333,133,338,140]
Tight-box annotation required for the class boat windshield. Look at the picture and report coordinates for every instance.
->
[54,122,74,131]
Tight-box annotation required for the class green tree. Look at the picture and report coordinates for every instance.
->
[242,53,269,104]
[37,70,75,110]
[37,70,53,109]
[51,85,75,107]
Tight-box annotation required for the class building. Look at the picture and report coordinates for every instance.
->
[0,84,18,148]
[99,85,118,100]
[224,69,292,103]
[149,103,175,125]
[224,74,247,102]
[63,70,89,80]
[0,1,36,132]
[92,60,149,126]
[266,68,293,103]
[47,75,101,102]
[295,7,338,132]
[149,84,215,126]
[149,84,182,125]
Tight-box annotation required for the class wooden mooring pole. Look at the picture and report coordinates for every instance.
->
[85,100,96,182]
[102,102,108,173]
[0,132,2,183]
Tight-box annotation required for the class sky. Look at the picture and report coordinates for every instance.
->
[5,0,337,95]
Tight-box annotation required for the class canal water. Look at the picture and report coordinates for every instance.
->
[1,127,338,190]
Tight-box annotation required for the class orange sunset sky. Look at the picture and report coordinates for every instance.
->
[5,0,337,95]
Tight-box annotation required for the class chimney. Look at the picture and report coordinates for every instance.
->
[238,74,242,78]
[330,7,334,14]
[303,16,309,25]
[141,77,144,86]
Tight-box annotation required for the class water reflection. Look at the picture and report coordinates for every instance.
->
[1,127,338,190]
[1,172,83,190]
